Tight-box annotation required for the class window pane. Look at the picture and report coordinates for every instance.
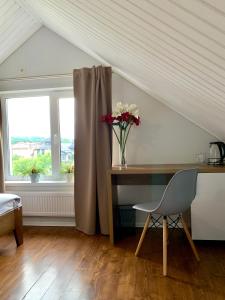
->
[59,98,74,169]
[7,96,52,177]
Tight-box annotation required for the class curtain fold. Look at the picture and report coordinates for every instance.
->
[0,102,5,192]
[73,66,112,235]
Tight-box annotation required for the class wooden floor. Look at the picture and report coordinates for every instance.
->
[0,227,225,300]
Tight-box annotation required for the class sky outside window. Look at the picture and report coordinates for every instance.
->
[7,96,50,138]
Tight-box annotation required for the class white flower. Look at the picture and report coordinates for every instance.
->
[112,102,139,118]
[116,102,123,112]
[128,104,139,117]
[112,102,122,117]
[128,104,137,112]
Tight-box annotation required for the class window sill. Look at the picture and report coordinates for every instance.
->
[5,181,74,192]
[5,180,74,185]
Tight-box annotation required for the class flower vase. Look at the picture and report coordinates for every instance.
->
[30,173,40,183]
[65,173,74,183]
[119,144,127,168]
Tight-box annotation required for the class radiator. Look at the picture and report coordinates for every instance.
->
[9,191,75,217]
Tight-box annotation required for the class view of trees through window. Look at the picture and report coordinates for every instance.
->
[6,95,74,179]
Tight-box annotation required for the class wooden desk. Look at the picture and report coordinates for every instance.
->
[107,164,225,244]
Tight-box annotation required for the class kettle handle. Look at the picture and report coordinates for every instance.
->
[221,142,225,159]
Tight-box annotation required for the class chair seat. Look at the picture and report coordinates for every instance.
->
[133,200,160,213]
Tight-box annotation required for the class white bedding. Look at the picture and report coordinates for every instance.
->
[0,193,22,216]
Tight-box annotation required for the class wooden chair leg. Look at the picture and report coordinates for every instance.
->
[135,213,151,256]
[163,216,168,276]
[167,222,169,245]
[181,215,200,262]
[13,207,23,247]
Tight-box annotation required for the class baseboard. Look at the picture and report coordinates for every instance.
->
[23,216,75,227]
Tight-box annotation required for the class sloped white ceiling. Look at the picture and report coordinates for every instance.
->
[4,0,225,140]
[0,0,41,65]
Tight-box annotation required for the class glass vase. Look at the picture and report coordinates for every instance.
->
[119,143,127,168]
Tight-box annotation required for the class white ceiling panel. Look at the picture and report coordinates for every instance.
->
[3,0,225,140]
[0,0,41,65]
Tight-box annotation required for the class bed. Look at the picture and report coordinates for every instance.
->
[0,193,23,246]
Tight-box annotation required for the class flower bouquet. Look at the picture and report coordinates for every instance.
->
[102,102,140,167]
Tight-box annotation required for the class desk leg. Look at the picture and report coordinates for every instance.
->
[107,172,114,244]
[107,173,119,244]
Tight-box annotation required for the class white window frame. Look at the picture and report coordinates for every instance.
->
[1,88,74,182]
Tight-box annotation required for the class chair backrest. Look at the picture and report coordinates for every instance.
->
[154,169,198,216]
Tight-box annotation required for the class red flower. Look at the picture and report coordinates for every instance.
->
[133,116,140,126]
[121,112,131,122]
[101,114,115,124]
[101,111,140,126]
[116,116,121,122]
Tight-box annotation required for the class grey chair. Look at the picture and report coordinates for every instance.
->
[133,169,200,276]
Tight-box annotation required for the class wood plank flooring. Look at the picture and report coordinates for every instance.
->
[0,227,225,300]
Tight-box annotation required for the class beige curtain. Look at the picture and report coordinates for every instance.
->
[73,66,112,235]
[0,102,5,192]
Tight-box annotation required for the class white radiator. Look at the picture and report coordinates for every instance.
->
[9,191,75,217]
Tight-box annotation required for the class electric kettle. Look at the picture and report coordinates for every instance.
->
[208,142,225,165]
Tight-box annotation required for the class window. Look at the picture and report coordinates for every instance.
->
[1,90,74,181]
[59,98,74,165]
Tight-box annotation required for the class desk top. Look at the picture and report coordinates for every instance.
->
[109,164,225,174]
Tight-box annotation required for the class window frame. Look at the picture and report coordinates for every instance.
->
[1,88,74,182]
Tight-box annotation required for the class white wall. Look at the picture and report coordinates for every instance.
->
[112,74,214,164]
[0,27,216,225]
[0,27,99,90]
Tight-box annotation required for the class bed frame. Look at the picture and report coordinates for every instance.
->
[0,206,23,246]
